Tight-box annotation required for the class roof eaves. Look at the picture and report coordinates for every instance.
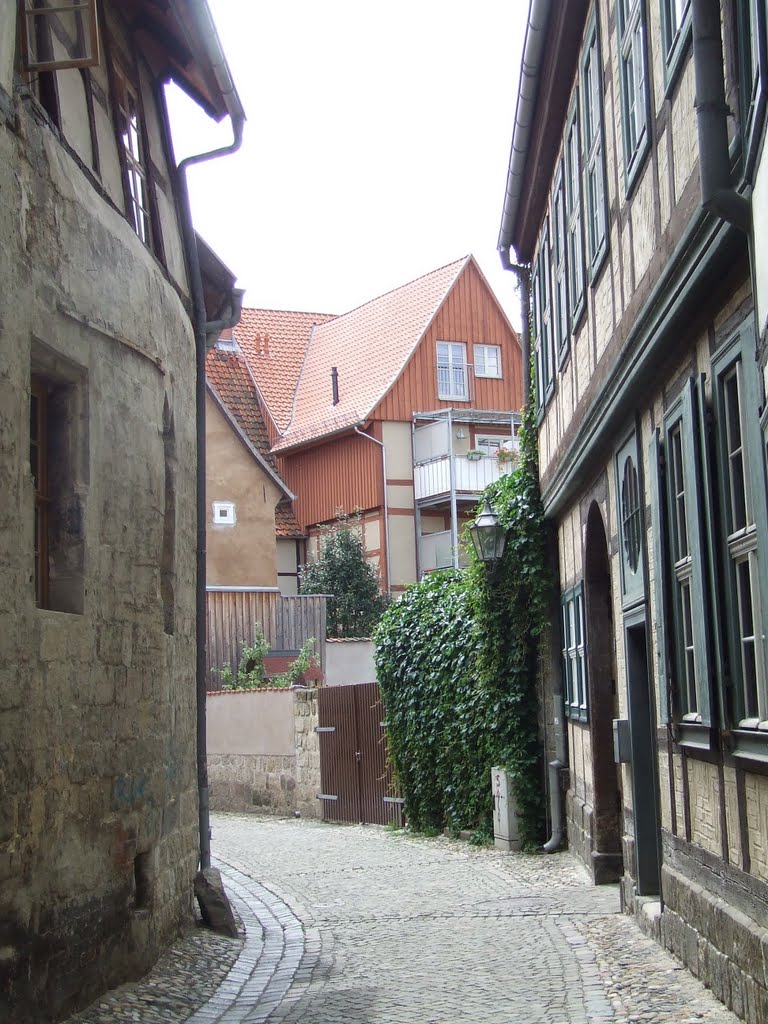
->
[271,418,367,456]
[206,382,295,500]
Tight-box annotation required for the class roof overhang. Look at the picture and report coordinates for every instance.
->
[497,0,589,263]
[122,0,241,121]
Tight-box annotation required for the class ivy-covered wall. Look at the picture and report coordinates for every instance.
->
[374,419,550,847]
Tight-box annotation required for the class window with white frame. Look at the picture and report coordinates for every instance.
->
[581,17,608,274]
[474,344,502,379]
[562,584,588,722]
[436,342,468,401]
[617,0,649,183]
[475,434,514,457]
[552,164,570,362]
[565,96,585,321]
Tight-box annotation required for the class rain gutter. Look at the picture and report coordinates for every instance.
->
[175,0,246,872]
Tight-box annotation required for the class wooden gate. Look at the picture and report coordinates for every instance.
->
[317,682,403,826]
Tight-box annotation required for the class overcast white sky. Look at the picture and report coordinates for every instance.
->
[167,1,525,325]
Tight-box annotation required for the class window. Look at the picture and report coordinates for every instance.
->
[474,345,502,379]
[552,163,570,363]
[617,0,649,185]
[562,584,588,722]
[20,0,100,73]
[212,501,236,526]
[565,96,586,323]
[713,338,768,730]
[660,0,692,84]
[737,0,767,169]
[437,342,468,401]
[29,353,87,614]
[534,219,555,404]
[475,434,514,457]
[581,16,608,276]
[112,58,157,252]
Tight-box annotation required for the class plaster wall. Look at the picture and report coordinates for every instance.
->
[753,148,768,337]
[325,639,376,685]
[382,421,414,479]
[205,395,281,588]
[0,43,199,1023]
[207,690,294,756]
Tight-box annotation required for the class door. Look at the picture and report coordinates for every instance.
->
[317,682,402,825]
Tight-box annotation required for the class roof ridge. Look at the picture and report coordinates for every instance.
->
[327,255,470,321]
[241,307,337,319]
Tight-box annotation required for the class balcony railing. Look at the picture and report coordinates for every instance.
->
[419,529,470,573]
[414,454,513,502]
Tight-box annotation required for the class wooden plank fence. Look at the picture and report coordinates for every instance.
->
[207,588,328,688]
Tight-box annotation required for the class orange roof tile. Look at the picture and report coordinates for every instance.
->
[246,257,470,453]
[275,497,305,538]
[205,345,275,466]
[234,308,337,435]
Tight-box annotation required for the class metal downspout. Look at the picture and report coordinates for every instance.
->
[175,5,246,872]
[501,252,532,407]
[691,0,751,232]
[447,410,460,569]
[353,427,391,597]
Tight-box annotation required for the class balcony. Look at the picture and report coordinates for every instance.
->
[414,454,513,503]
[419,529,471,572]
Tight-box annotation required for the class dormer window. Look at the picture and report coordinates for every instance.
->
[20,1,100,72]
[436,342,468,401]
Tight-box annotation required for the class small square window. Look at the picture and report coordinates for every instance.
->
[474,345,502,379]
[212,501,236,526]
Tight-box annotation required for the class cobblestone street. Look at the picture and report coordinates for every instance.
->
[68,813,741,1024]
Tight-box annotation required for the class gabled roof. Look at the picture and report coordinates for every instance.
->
[235,309,337,435]
[275,497,304,538]
[205,345,293,500]
[256,256,471,453]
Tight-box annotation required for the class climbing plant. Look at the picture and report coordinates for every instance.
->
[374,401,550,847]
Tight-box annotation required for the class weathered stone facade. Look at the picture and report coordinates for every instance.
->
[0,3,240,1021]
[207,688,321,818]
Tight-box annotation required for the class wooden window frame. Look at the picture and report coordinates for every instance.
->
[712,330,768,739]
[552,162,570,367]
[473,344,502,379]
[562,583,588,723]
[30,375,50,608]
[564,93,586,328]
[660,0,692,92]
[580,10,609,282]
[538,218,555,405]
[737,0,768,176]
[617,0,650,192]
[20,0,100,73]
[436,341,469,402]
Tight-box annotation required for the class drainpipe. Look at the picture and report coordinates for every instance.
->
[543,532,567,852]
[691,0,751,232]
[175,2,246,872]
[500,252,532,407]
[353,426,391,597]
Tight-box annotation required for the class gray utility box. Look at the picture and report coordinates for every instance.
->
[491,766,520,851]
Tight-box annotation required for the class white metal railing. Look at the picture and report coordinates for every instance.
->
[418,530,471,573]
[414,454,514,501]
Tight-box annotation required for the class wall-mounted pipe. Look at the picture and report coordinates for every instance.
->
[543,759,566,852]
[500,252,532,409]
[497,0,552,258]
[175,4,246,873]
[354,426,391,597]
[691,0,751,232]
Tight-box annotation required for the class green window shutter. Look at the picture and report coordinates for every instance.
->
[742,333,768,697]
[695,373,726,727]
[648,428,672,724]
[561,594,572,717]
[682,379,713,727]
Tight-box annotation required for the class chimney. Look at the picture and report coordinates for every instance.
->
[331,367,339,406]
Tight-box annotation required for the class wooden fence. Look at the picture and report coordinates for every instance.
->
[207,588,327,687]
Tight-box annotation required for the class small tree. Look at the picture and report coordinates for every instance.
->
[300,514,387,638]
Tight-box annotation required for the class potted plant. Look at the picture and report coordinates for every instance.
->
[466,448,484,461]
[497,446,518,466]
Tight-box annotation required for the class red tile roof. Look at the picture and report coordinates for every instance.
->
[234,309,337,435]
[205,345,275,467]
[275,497,304,538]
[238,257,470,453]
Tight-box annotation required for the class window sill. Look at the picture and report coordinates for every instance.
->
[588,241,610,290]
[674,721,715,753]
[731,729,768,764]
[624,133,650,201]
[663,20,693,100]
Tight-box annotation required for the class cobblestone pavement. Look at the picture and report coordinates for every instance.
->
[66,812,742,1024]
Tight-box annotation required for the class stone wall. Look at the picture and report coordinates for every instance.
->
[0,9,202,1021]
[207,688,320,818]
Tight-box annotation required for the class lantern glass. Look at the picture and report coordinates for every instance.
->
[469,500,508,564]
